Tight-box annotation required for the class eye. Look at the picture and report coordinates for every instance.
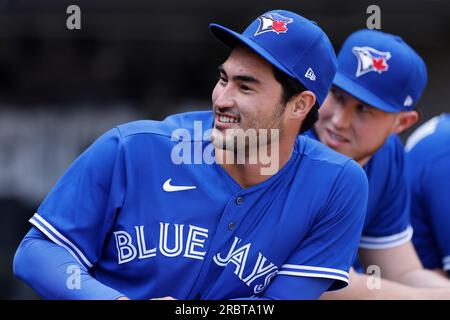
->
[240,84,252,92]
[331,88,344,102]
[356,104,371,113]
[217,74,227,85]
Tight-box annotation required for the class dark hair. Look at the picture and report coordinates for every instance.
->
[273,67,319,134]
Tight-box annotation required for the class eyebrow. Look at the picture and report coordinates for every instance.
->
[218,65,261,84]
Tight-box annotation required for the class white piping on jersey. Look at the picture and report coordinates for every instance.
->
[443,256,450,271]
[277,271,348,283]
[280,264,349,277]
[30,213,93,268]
[405,115,440,152]
[359,226,413,250]
[30,216,88,269]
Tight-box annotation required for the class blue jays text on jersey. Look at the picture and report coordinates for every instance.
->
[305,129,413,252]
[405,114,450,272]
[27,111,368,299]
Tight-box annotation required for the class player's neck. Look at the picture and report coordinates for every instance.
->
[215,138,295,189]
[356,155,372,167]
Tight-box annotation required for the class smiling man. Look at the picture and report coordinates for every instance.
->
[13,10,368,300]
[304,29,450,299]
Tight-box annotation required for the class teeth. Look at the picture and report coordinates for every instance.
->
[219,115,239,123]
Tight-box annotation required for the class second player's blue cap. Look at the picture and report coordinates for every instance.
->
[333,29,427,112]
[209,9,337,107]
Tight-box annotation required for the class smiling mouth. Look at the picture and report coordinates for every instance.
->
[326,128,350,144]
[215,112,241,126]
[218,115,239,123]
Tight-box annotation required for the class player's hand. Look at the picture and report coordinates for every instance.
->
[116,296,130,300]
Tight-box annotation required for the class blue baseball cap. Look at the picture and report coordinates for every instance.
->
[333,29,427,112]
[209,9,337,107]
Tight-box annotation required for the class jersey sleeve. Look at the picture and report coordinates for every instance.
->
[253,276,333,300]
[276,159,368,290]
[359,136,412,249]
[421,154,450,271]
[28,128,126,270]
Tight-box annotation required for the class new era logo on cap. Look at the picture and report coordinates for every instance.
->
[352,46,391,77]
[403,95,414,107]
[254,13,293,36]
[305,68,316,81]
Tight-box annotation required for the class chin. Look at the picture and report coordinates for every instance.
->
[211,129,234,151]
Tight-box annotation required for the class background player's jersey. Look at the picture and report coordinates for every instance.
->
[29,111,368,299]
[305,129,412,252]
[405,114,450,272]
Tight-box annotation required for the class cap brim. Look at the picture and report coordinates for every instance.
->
[209,23,297,81]
[333,72,399,113]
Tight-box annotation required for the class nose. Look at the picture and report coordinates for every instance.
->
[212,84,237,111]
[331,103,353,130]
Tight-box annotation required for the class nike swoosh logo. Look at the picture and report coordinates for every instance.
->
[163,179,197,192]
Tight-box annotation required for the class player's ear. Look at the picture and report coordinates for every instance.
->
[288,91,316,120]
[393,110,419,134]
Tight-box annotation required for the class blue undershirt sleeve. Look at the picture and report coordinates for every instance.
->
[13,227,125,300]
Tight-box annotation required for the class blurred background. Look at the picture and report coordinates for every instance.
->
[0,0,449,299]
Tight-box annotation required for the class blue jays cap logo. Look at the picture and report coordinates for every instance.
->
[254,13,294,36]
[352,46,391,77]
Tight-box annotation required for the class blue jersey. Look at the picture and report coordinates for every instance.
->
[405,114,450,272]
[305,129,412,251]
[28,111,368,299]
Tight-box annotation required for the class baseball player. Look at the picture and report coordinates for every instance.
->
[304,29,450,299]
[13,10,368,300]
[405,114,450,278]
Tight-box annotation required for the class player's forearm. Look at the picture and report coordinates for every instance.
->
[394,268,450,288]
[13,228,124,300]
[321,271,450,299]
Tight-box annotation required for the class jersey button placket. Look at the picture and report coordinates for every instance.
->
[228,196,244,231]
[235,196,244,205]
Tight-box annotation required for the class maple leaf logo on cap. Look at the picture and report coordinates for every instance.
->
[352,46,391,77]
[254,13,293,36]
